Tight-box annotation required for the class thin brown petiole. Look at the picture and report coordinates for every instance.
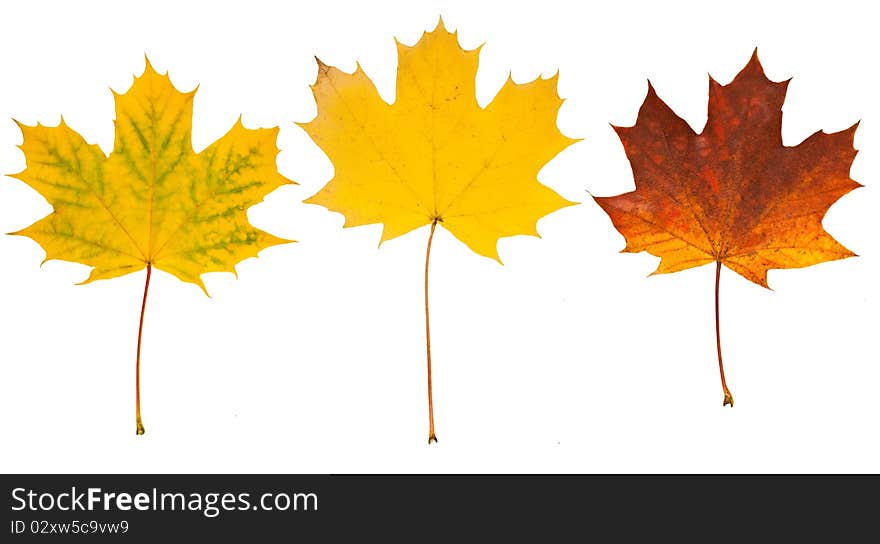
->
[136,264,152,435]
[425,220,438,444]
[715,260,733,407]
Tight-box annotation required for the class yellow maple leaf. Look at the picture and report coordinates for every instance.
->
[11,59,293,434]
[300,21,577,443]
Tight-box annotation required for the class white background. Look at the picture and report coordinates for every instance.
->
[0,0,876,473]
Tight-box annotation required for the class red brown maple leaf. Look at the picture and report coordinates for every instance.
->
[594,50,861,406]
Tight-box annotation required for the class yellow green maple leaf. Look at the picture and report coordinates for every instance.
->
[300,20,577,443]
[11,58,293,434]
[13,59,292,292]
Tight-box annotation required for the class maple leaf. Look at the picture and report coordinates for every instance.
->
[593,50,860,406]
[301,20,577,442]
[11,59,293,434]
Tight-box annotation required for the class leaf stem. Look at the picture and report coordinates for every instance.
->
[136,264,152,435]
[425,220,438,444]
[715,260,733,407]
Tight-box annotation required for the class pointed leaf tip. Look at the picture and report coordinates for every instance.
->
[142,54,159,76]
[749,46,760,63]
[739,48,769,79]
[314,56,332,80]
